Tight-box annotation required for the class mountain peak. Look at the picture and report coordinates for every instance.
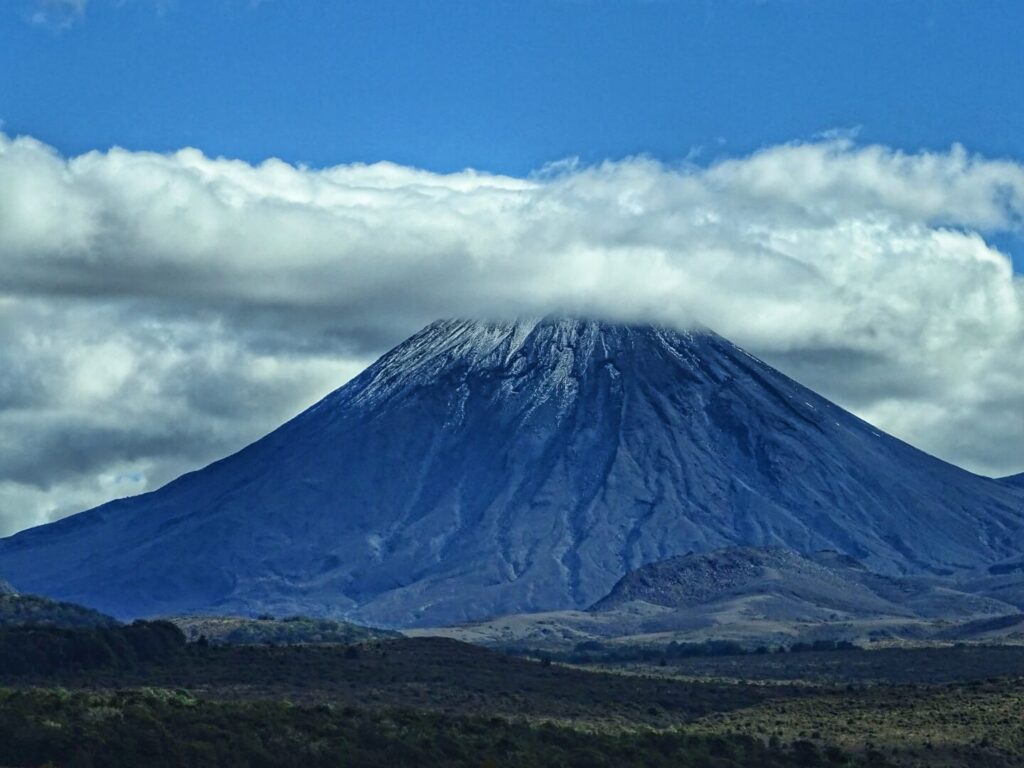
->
[333,316,709,413]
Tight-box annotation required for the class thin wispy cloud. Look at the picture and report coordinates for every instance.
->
[0,133,1022,536]
[23,0,263,29]
[27,0,87,30]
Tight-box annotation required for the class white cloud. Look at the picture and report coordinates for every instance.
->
[0,133,1022,535]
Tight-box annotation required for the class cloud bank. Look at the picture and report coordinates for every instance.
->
[1,133,1023,535]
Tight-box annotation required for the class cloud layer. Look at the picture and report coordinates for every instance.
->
[1,133,1023,535]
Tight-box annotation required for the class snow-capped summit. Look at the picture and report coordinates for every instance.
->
[0,317,1021,626]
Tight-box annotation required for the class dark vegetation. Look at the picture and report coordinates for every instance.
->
[692,678,1024,768]
[0,592,119,629]
[525,638,859,665]
[0,630,795,727]
[171,614,400,646]
[0,620,185,675]
[3,620,1024,767]
[638,644,1024,685]
[0,688,892,768]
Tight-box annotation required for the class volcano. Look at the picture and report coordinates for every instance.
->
[0,318,1021,626]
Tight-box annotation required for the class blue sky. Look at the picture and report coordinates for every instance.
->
[4,0,1024,174]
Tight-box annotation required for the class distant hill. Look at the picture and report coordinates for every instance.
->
[169,615,400,645]
[415,547,1020,649]
[592,546,1010,621]
[1003,473,1024,488]
[594,547,879,614]
[0,591,119,629]
[957,553,1024,612]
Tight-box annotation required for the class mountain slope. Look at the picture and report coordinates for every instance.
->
[1003,473,1024,488]
[0,318,1021,627]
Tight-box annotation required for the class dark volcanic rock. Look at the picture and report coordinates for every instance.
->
[0,318,1021,627]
